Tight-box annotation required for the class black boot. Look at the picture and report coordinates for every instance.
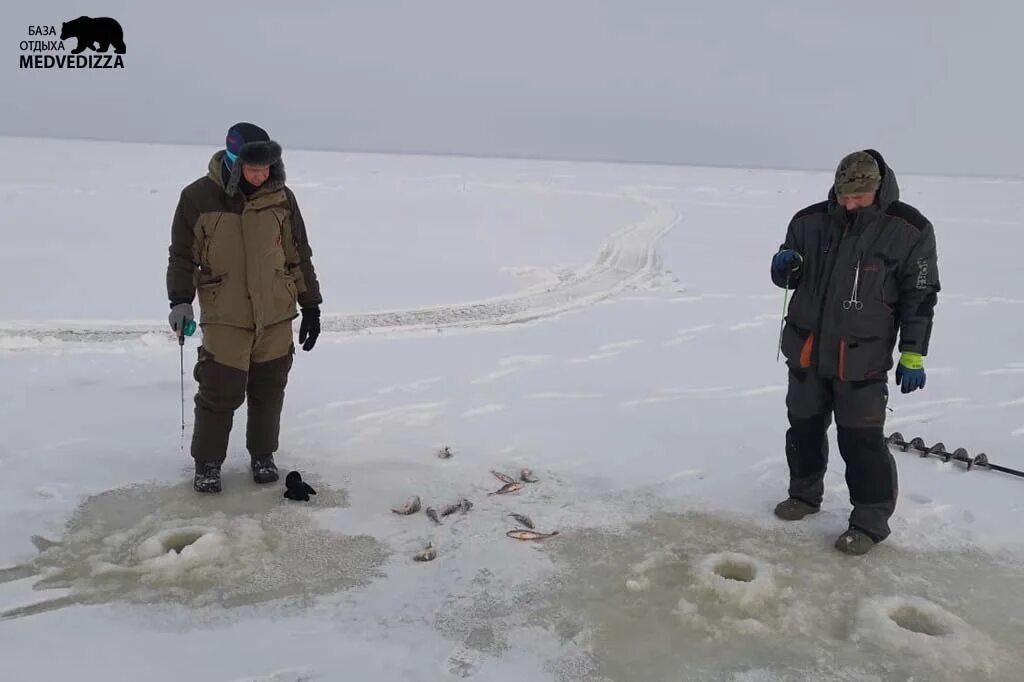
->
[251,454,279,484]
[194,462,222,493]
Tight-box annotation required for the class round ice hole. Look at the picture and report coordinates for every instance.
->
[162,530,206,554]
[889,604,951,637]
[136,527,212,561]
[712,557,757,583]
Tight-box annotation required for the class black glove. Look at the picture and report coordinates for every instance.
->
[299,305,320,351]
[283,470,317,502]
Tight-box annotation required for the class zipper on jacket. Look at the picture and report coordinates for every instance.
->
[815,230,834,295]
[811,219,848,373]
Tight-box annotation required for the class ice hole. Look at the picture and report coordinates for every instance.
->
[712,557,757,583]
[161,529,206,554]
[890,604,951,637]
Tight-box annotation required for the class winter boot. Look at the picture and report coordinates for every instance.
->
[773,497,820,521]
[193,462,222,494]
[251,454,279,484]
[834,526,877,555]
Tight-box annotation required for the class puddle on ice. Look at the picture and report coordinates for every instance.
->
[2,475,389,619]
[433,510,1024,681]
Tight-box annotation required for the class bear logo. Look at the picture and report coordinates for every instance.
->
[59,16,126,55]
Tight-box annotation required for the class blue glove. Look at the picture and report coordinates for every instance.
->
[771,249,803,282]
[895,352,926,393]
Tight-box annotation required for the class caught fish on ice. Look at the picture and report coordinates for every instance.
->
[413,543,437,561]
[489,482,523,495]
[391,495,422,515]
[520,468,539,483]
[440,497,474,517]
[506,529,559,541]
[508,513,534,529]
[491,470,516,484]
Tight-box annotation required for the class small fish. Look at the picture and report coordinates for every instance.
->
[520,468,539,483]
[489,482,523,495]
[506,529,559,541]
[491,469,516,484]
[508,513,535,529]
[439,502,462,517]
[437,446,453,459]
[391,495,422,515]
[30,535,61,552]
[425,507,442,524]
[413,543,436,562]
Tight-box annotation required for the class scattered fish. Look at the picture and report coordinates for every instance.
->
[437,446,453,459]
[391,495,422,515]
[506,529,559,541]
[520,468,539,483]
[413,543,436,562]
[440,502,462,517]
[508,513,535,529]
[438,497,474,515]
[425,507,442,524]
[491,469,516,484]
[489,482,523,495]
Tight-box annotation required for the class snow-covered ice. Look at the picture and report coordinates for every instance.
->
[2,137,1024,680]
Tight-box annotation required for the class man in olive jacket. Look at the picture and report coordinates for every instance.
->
[770,149,939,554]
[167,122,322,493]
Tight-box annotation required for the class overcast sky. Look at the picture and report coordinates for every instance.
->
[3,1,1021,177]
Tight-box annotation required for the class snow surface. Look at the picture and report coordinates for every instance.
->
[2,137,1024,681]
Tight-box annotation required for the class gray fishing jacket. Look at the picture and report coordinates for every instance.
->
[772,150,940,381]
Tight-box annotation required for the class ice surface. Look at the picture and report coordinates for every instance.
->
[3,477,388,618]
[515,511,1023,681]
[2,138,1023,681]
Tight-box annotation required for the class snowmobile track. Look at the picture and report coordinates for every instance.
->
[0,185,680,345]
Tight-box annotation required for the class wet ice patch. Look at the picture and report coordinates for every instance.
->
[3,477,389,619]
[510,510,1022,681]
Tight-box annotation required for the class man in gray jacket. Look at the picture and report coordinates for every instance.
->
[770,149,940,555]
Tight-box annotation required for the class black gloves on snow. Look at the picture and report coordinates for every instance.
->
[283,470,317,501]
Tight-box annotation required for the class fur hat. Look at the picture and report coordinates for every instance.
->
[223,122,283,196]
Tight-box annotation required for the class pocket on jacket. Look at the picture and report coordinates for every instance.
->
[286,263,308,294]
[841,306,895,340]
[271,268,298,314]
[196,272,227,319]
[781,321,814,369]
[838,336,889,382]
